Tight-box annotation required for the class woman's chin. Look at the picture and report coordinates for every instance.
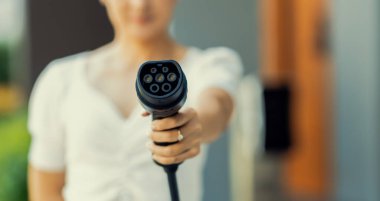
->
[123,22,165,40]
[128,29,164,42]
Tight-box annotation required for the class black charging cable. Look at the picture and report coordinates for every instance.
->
[164,165,180,201]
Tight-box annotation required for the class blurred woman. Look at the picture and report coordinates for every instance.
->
[28,0,242,201]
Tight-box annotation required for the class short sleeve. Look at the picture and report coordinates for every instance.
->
[189,47,243,99]
[28,61,68,171]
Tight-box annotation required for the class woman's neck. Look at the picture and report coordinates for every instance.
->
[112,32,182,65]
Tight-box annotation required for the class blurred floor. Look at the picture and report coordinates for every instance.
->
[254,155,289,201]
[255,154,332,201]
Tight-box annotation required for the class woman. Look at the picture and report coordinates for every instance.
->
[28,0,242,201]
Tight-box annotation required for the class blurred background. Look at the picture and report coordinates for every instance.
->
[0,0,379,201]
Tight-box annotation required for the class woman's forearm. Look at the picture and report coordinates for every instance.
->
[28,165,65,201]
[195,88,234,143]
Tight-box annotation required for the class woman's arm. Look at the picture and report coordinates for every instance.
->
[28,165,65,201]
[146,87,234,165]
[195,88,234,143]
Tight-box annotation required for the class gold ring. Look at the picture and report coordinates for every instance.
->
[177,129,184,141]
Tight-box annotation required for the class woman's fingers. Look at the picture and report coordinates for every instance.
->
[149,118,202,143]
[151,108,196,131]
[141,111,150,117]
[146,107,203,165]
[150,129,182,143]
[148,133,201,157]
[152,145,201,165]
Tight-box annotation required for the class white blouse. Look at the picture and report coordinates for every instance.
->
[28,47,243,201]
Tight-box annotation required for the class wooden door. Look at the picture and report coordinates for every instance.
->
[260,0,332,199]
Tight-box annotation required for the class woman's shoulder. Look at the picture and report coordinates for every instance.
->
[186,46,243,70]
[32,51,89,97]
[183,46,244,98]
[187,46,242,66]
[36,51,89,84]
[43,51,89,76]
[196,46,240,56]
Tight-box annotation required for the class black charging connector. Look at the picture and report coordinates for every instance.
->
[136,60,187,201]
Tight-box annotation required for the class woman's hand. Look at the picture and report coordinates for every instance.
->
[145,108,203,165]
